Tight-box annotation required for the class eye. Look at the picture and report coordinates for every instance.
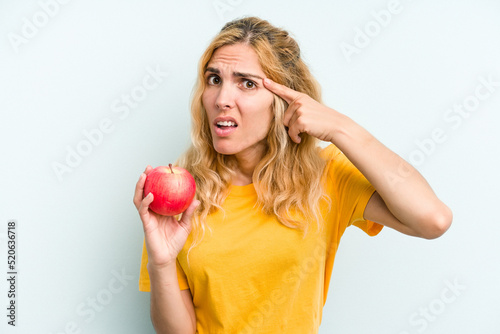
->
[242,79,256,89]
[207,75,221,85]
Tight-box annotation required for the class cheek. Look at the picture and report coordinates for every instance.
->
[262,94,275,120]
[201,91,210,109]
[247,91,274,113]
[202,89,217,110]
[263,90,274,108]
[246,96,275,131]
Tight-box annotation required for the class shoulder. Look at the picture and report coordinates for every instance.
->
[319,143,366,185]
[319,144,350,174]
[319,143,342,161]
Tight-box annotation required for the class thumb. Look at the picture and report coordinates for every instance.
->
[138,192,154,218]
[179,199,200,229]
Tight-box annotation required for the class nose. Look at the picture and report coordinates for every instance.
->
[215,83,235,110]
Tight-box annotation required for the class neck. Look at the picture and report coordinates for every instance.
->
[232,146,266,186]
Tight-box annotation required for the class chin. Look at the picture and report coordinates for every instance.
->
[213,143,237,156]
[212,138,248,156]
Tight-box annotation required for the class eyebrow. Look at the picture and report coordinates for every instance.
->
[205,67,263,81]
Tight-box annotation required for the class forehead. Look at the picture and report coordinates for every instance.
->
[207,43,264,73]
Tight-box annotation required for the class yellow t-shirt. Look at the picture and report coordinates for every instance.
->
[139,144,383,333]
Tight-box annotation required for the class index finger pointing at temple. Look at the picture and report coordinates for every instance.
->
[263,78,299,104]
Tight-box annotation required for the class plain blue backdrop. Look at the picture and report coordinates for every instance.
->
[1,0,499,333]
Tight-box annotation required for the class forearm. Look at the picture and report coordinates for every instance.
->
[148,263,195,334]
[330,111,451,233]
[261,77,451,236]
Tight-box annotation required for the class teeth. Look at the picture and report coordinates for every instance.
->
[217,121,236,127]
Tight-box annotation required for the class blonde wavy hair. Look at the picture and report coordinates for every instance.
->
[177,17,329,251]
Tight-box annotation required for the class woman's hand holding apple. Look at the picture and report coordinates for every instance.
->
[133,165,200,269]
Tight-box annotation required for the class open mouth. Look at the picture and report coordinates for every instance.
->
[216,121,238,128]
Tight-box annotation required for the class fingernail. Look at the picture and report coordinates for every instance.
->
[264,78,270,85]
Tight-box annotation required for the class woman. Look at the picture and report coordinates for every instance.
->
[134,17,452,333]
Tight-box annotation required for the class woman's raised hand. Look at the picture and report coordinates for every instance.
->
[133,166,200,268]
[263,78,340,144]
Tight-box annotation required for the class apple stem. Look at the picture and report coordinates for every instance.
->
[169,163,174,174]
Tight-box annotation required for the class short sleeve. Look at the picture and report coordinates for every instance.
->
[175,259,189,290]
[138,239,190,292]
[138,240,150,292]
[321,144,383,237]
[350,183,383,236]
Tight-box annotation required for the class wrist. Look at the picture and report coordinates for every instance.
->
[328,109,351,144]
[147,260,177,277]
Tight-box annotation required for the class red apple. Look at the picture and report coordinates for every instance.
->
[143,164,196,216]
